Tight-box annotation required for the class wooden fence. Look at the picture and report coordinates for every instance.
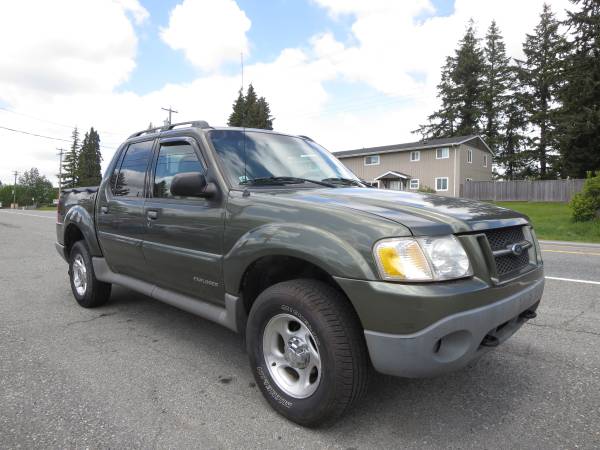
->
[460,179,585,202]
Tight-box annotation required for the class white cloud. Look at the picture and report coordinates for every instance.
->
[160,0,251,71]
[0,0,147,99]
[0,0,576,187]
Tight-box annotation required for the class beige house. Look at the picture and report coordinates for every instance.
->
[335,135,493,197]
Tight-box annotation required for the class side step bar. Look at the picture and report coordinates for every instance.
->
[92,257,243,333]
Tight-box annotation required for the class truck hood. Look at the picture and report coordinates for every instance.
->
[267,188,530,235]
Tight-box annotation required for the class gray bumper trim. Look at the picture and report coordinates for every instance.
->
[55,242,67,261]
[364,278,544,378]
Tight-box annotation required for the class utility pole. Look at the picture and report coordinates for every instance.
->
[57,148,64,199]
[161,106,178,125]
[12,170,18,209]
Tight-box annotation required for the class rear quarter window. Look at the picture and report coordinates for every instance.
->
[111,141,154,197]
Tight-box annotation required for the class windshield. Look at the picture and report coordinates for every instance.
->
[208,130,361,187]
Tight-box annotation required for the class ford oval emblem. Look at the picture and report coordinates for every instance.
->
[511,243,523,256]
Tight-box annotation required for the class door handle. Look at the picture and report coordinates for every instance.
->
[100,206,108,214]
[147,210,158,220]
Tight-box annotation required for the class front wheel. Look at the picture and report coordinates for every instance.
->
[246,279,369,427]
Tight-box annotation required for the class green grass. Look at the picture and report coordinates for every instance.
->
[36,206,57,211]
[495,201,600,243]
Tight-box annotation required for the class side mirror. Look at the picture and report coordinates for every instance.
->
[170,172,216,198]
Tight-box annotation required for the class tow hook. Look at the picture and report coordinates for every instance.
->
[481,334,500,347]
[519,310,537,320]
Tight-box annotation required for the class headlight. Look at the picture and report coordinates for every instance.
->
[374,235,472,282]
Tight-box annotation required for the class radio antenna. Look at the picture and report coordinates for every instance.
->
[241,51,248,186]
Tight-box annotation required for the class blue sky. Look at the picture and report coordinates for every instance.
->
[0,0,569,185]
[122,0,455,95]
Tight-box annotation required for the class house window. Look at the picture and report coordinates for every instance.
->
[483,155,488,167]
[410,151,420,162]
[467,148,473,163]
[364,155,380,166]
[436,147,449,159]
[435,177,449,191]
[409,179,420,190]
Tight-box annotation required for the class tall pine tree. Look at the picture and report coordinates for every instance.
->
[61,127,80,188]
[499,86,531,179]
[558,0,600,177]
[416,20,484,138]
[77,127,103,186]
[482,21,511,151]
[227,84,274,129]
[517,3,568,178]
[417,57,459,138]
[454,20,485,136]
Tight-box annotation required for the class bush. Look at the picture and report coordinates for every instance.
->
[570,173,600,222]
[418,185,436,193]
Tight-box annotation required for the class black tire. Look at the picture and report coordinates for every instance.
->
[246,279,369,427]
[69,240,111,308]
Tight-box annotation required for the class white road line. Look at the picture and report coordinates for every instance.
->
[545,276,600,286]
[0,210,55,220]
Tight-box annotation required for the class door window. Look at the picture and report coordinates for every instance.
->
[112,141,154,197]
[153,143,206,198]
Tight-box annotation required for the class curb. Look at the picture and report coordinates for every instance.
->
[539,240,600,248]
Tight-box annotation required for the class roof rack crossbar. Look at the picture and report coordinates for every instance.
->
[127,120,211,139]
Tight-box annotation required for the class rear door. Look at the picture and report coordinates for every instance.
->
[142,137,225,304]
[96,139,155,281]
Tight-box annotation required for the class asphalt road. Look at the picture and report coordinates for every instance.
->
[1,209,599,449]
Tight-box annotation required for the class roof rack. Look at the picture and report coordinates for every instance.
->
[128,120,211,139]
[298,135,314,142]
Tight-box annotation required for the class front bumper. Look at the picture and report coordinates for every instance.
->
[363,277,543,377]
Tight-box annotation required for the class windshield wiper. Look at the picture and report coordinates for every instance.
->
[241,176,336,187]
[321,177,365,187]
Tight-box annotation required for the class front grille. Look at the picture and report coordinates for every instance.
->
[483,226,532,278]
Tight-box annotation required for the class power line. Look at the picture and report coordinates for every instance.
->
[0,106,125,137]
[0,125,116,150]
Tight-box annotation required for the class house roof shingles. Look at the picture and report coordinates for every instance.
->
[334,135,491,159]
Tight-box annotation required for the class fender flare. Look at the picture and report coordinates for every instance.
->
[63,205,102,256]
[223,222,377,295]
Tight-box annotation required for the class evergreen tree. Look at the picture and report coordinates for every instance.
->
[61,127,80,188]
[416,57,459,138]
[558,0,600,178]
[244,84,259,125]
[416,20,484,138]
[228,90,245,127]
[227,84,274,129]
[77,127,103,186]
[498,85,531,179]
[255,97,274,130]
[454,20,485,136]
[516,3,568,178]
[482,21,511,152]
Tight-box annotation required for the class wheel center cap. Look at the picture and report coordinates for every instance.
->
[284,336,310,369]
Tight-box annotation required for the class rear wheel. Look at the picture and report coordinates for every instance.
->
[69,240,111,308]
[246,279,369,427]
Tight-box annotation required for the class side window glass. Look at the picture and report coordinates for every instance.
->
[153,143,205,198]
[112,141,154,197]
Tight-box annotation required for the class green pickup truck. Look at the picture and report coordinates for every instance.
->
[56,121,544,426]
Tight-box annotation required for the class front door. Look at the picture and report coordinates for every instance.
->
[96,139,154,281]
[142,137,225,304]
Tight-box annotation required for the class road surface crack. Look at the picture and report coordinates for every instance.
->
[65,312,116,327]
